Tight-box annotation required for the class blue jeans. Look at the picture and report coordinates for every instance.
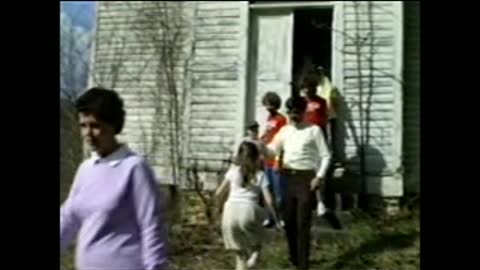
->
[265,167,287,218]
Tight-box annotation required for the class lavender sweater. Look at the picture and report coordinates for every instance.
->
[60,146,168,270]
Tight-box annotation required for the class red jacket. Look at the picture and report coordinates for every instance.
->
[304,95,328,128]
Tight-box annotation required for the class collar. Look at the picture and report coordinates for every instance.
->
[90,144,132,167]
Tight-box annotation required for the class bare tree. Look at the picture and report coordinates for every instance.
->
[309,2,404,209]
[60,7,95,208]
[86,2,185,187]
[60,11,94,102]
[131,2,188,187]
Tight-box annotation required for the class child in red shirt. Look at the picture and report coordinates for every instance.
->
[260,92,287,226]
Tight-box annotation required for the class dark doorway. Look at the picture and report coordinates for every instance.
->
[292,9,333,86]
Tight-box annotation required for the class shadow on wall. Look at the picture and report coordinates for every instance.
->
[331,89,387,210]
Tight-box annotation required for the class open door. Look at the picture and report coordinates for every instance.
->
[248,11,294,134]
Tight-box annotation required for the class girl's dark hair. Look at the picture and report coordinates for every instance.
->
[75,87,126,134]
[234,141,260,188]
[262,92,282,110]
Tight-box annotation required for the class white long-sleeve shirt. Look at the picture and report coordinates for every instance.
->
[265,123,331,179]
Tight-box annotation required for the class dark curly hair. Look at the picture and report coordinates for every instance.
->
[302,72,320,90]
[75,87,126,134]
[285,96,307,113]
[261,92,282,110]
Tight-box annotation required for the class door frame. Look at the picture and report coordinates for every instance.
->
[244,1,343,129]
[246,9,294,133]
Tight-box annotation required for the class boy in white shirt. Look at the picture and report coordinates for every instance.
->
[260,96,331,269]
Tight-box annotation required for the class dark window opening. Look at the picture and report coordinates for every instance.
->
[292,9,333,85]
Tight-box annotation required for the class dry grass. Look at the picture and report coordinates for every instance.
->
[61,200,419,270]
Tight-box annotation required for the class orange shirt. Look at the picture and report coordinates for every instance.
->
[261,113,287,168]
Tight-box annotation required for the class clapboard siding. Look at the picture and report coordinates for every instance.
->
[403,1,420,193]
[93,1,193,183]
[94,1,412,197]
[339,1,403,195]
[185,1,247,170]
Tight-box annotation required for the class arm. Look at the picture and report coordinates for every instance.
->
[261,126,286,159]
[262,188,280,224]
[131,162,169,270]
[60,167,83,254]
[214,176,230,214]
[214,177,230,199]
[311,127,332,189]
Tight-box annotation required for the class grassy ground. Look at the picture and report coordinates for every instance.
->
[169,208,420,270]
[61,206,419,270]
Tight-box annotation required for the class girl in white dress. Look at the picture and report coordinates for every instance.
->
[215,141,280,270]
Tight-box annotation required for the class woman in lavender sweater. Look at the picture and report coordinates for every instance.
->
[60,88,168,270]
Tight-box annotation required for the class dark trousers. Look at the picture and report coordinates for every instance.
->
[323,165,336,210]
[321,119,340,210]
[329,118,338,162]
[283,169,316,270]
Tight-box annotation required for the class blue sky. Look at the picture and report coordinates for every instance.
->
[60,1,96,99]
[61,1,96,30]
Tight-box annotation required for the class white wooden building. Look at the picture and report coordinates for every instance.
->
[90,1,420,199]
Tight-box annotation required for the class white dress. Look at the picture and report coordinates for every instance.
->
[221,165,269,251]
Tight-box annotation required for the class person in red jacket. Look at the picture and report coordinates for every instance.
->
[301,73,329,140]
[301,72,343,229]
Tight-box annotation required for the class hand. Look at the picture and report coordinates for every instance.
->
[310,177,323,191]
[258,142,267,153]
[316,201,327,216]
